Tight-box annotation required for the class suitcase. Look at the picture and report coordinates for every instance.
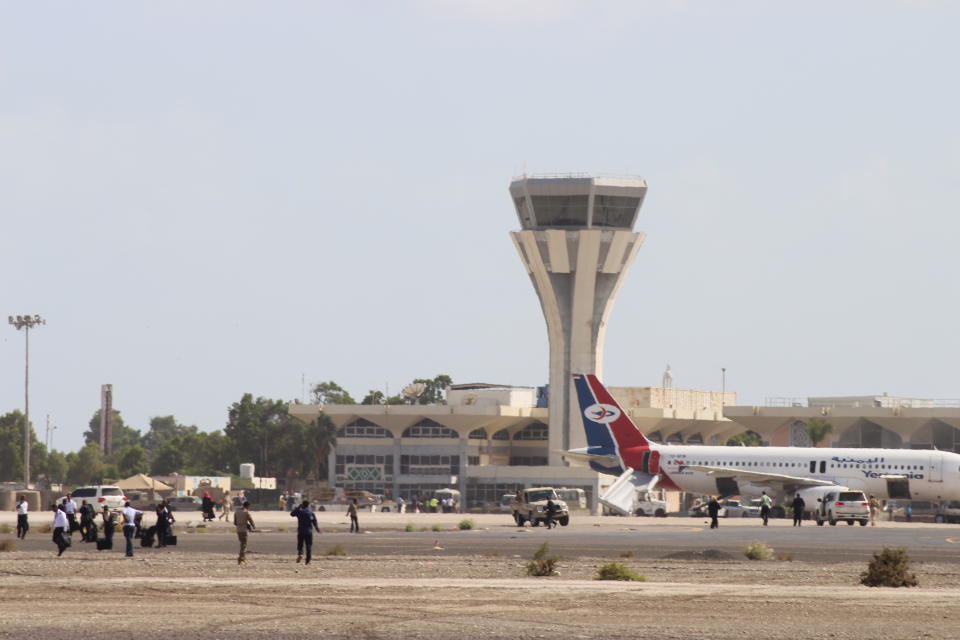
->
[140,533,155,547]
[163,535,177,546]
[96,538,112,551]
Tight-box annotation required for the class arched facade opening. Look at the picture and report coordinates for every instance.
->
[337,418,393,438]
[402,418,458,439]
[836,419,902,449]
[513,422,548,441]
[910,421,960,453]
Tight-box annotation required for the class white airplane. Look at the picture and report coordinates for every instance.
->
[566,373,960,515]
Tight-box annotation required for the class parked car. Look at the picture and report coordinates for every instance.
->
[815,490,869,526]
[166,496,203,511]
[69,485,127,510]
[721,498,760,518]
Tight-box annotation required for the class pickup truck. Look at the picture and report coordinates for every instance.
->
[511,487,570,527]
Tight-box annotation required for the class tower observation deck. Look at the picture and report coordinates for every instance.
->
[509,174,647,464]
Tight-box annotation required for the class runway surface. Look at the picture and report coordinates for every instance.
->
[10,516,960,563]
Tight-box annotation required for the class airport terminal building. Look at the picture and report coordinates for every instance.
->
[288,174,960,511]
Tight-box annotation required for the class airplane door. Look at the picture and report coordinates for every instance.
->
[929,453,943,483]
[886,478,911,499]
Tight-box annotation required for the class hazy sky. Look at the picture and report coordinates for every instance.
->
[3,1,959,453]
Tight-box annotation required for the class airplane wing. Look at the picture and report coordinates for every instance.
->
[557,449,620,467]
[681,465,837,488]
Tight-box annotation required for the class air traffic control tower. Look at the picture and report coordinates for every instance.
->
[510,175,647,465]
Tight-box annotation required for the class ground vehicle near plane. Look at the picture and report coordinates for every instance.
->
[815,490,870,526]
[511,487,570,526]
[499,494,516,513]
[566,374,960,511]
[555,487,587,510]
[935,501,960,523]
[721,498,760,518]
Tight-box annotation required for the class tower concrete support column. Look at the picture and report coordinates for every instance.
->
[509,175,648,465]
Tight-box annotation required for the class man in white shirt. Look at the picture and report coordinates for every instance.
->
[51,504,69,556]
[121,502,143,557]
[63,497,78,532]
[16,496,29,540]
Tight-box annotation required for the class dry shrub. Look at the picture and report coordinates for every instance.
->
[860,547,918,588]
[0,524,12,534]
[324,544,347,557]
[776,551,794,562]
[619,551,635,558]
[596,562,646,581]
[526,542,559,577]
[0,538,16,552]
[743,541,774,561]
[404,522,416,532]
[458,519,475,530]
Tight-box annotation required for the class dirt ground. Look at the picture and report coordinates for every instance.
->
[0,543,958,640]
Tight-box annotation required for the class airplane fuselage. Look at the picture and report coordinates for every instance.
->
[625,443,960,503]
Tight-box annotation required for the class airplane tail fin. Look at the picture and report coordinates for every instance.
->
[572,374,651,453]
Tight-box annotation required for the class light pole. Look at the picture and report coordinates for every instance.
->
[8,314,46,485]
[721,367,727,407]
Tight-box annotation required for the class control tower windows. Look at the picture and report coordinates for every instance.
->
[592,195,640,228]
[530,195,589,226]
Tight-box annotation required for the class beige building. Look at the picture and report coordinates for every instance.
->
[288,382,738,511]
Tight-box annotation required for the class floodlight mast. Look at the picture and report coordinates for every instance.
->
[7,314,46,486]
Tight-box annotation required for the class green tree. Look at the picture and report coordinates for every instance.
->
[312,381,356,405]
[224,394,296,477]
[116,444,148,477]
[361,390,385,405]
[805,418,834,447]
[409,374,453,405]
[726,431,763,447]
[0,411,43,482]
[0,411,26,481]
[304,412,337,480]
[150,440,185,475]
[84,410,142,452]
[141,415,198,457]
[67,444,105,485]
[45,450,69,484]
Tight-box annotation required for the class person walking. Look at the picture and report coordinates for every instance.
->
[791,493,805,526]
[707,496,721,529]
[544,500,560,529]
[63,496,78,533]
[201,492,216,522]
[347,498,360,533]
[868,495,880,526]
[79,500,96,542]
[396,496,405,514]
[233,501,255,565]
[51,503,70,556]
[291,500,321,564]
[101,505,116,548]
[759,492,772,526]
[15,495,29,540]
[154,503,170,548]
[219,491,232,521]
[121,501,143,558]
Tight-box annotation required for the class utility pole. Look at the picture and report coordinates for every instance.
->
[8,314,46,486]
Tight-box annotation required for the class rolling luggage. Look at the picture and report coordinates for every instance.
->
[96,537,112,551]
[163,535,177,546]
[140,526,156,547]
[85,523,99,543]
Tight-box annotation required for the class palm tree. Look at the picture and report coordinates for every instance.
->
[805,418,834,447]
[307,413,337,481]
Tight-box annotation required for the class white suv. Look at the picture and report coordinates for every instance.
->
[70,486,127,510]
[815,490,869,526]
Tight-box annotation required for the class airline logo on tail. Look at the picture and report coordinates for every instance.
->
[584,403,621,424]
